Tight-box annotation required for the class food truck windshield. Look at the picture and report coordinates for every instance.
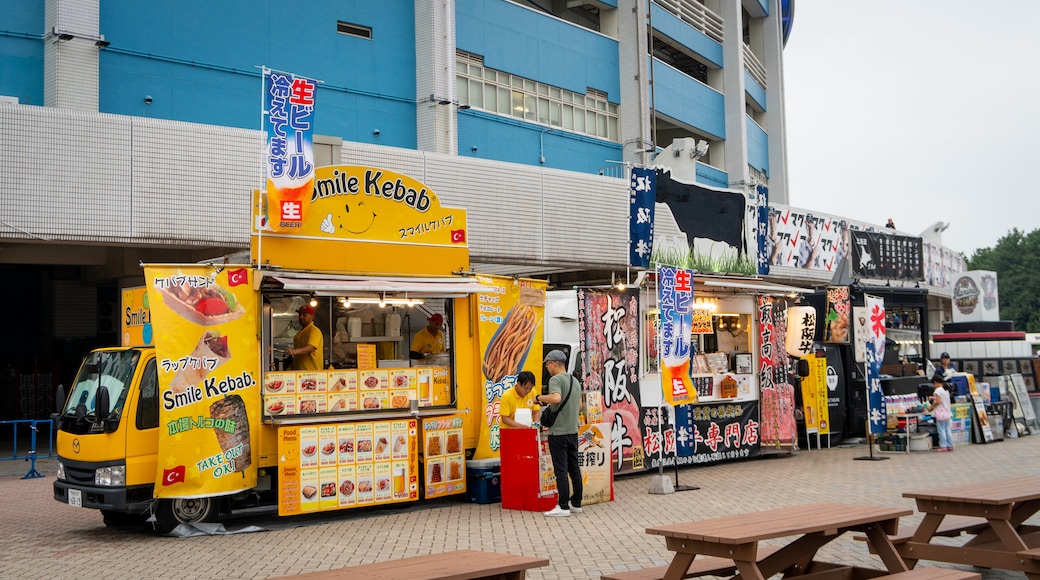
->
[61,349,141,427]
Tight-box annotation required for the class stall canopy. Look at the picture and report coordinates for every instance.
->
[699,277,810,296]
[265,273,487,298]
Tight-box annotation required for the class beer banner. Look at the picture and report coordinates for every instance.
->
[145,265,260,497]
[473,275,546,459]
[824,286,851,344]
[578,288,641,473]
[864,294,887,435]
[262,68,316,232]
[658,266,696,406]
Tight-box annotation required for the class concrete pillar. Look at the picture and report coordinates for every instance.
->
[415,0,458,155]
[44,0,100,110]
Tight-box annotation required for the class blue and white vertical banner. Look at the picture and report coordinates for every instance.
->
[864,294,887,434]
[658,266,696,406]
[755,185,770,275]
[262,68,317,232]
[629,168,656,269]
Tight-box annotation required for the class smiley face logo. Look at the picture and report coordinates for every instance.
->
[339,201,377,234]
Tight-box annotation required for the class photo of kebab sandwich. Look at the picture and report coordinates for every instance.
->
[168,331,231,394]
[209,394,251,473]
[160,281,245,326]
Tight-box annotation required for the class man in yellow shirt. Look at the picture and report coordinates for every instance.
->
[287,305,323,370]
[499,371,540,429]
[410,313,445,358]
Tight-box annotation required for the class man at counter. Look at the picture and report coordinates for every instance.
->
[500,371,540,429]
[410,313,445,359]
[287,305,324,370]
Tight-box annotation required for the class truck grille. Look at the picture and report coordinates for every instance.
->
[64,464,96,486]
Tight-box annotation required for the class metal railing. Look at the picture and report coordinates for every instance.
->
[654,0,724,43]
[744,43,768,89]
[1,419,55,461]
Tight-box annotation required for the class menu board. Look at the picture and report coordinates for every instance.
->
[537,429,556,497]
[278,419,418,516]
[422,415,466,499]
[263,368,431,417]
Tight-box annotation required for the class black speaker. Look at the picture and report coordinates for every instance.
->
[98,301,117,334]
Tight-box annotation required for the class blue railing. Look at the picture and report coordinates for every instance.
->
[1,419,54,478]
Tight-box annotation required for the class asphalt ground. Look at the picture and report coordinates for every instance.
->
[0,434,1036,580]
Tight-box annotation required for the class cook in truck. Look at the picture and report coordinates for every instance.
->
[410,313,445,358]
[287,304,324,370]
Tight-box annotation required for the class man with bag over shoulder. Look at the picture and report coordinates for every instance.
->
[537,349,582,517]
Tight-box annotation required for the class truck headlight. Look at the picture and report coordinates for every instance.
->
[56,461,66,481]
[95,465,125,486]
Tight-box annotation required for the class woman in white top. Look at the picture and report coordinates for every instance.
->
[927,375,954,452]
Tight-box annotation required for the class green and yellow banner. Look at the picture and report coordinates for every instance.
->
[145,265,260,498]
[473,275,546,459]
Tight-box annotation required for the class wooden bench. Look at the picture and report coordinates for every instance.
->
[873,568,980,580]
[276,550,549,580]
[854,516,989,545]
[600,546,781,580]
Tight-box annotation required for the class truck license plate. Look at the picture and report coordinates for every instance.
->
[68,489,82,507]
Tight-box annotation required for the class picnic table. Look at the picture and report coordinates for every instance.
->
[898,475,1040,577]
[628,502,916,580]
[276,549,549,580]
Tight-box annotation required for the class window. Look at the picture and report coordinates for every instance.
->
[455,51,619,142]
[136,359,159,430]
[337,21,372,40]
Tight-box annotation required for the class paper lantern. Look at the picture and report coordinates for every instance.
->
[785,305,817,357]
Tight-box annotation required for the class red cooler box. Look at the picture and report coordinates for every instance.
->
[500,428,557,511]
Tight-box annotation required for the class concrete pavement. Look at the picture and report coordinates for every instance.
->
[1,436,1036,580]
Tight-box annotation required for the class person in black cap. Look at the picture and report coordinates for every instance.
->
[937,352,956,378]
[537,349,582,517]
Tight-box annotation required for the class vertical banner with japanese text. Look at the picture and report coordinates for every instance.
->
[474,275,546,459]
[145,265,260,498]
[758,296,796,451]
[658,266,696,406]
[262,68,316,232]
[864,294,887,434]
[802,354,831,435]
[578,422,612,504]
[629,168,656,268]
[578,288,640,473]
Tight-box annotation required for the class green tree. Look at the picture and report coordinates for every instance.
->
[967,228,1040,333]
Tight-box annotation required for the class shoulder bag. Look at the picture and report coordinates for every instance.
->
[540,376,575,428]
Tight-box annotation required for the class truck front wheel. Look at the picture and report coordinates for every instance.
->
[153,497,216,534]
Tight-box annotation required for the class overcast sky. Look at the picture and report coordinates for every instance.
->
[782,0,1040,258]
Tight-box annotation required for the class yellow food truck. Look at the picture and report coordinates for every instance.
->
[52,166,545,532]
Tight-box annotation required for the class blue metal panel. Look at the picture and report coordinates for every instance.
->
[0,0,44,105]
[649,3,723,68]
[746,115,769,177]
[758,0,770,16]
[456,0,620,101]
[458,111,621,174]
[696,163,729,189]
[744,71,767,111]
[650,57,725,139]
[98,0,416,145]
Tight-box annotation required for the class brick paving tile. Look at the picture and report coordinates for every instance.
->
[1,437,1036,579]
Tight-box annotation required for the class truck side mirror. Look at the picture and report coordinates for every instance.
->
[55,383,66,413]
[95,385,111,421]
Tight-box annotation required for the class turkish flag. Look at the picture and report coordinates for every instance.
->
[450,229,466,244]
[227,268,248,287]
[162,466,186,486]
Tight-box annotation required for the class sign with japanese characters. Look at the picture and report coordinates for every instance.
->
[262,69,316,234]
[851,231,924,282]
[144,265,260,498]
[472,275,546,459]
[801,354,831,435]
[824,286,851,344]
[758,296,797,451]
[629,168,655,268]
[251,165,471,276]
[578,288,642,473]
[762,207,850,272]
[864,294,887,434]
[785,306,817,357]
[644,402,760,468]
[658,266,697,407]
[578,422,612,505]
